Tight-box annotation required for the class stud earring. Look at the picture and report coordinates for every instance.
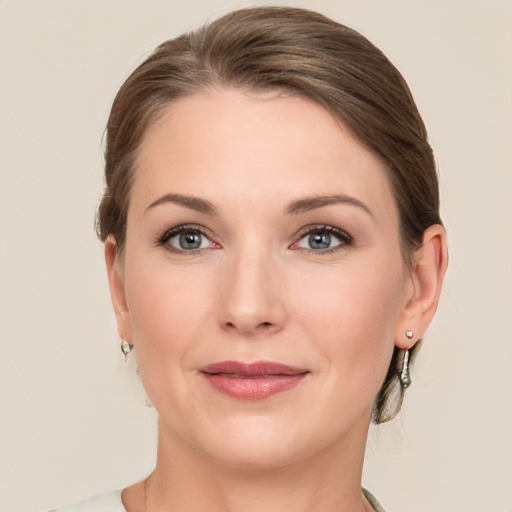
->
[405,330,414,340]
[120,339,133,361]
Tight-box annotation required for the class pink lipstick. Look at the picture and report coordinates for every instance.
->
[200,361,309,400]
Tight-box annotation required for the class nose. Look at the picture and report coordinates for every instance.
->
[217,246,286,337]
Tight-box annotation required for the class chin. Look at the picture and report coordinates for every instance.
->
[165,412,312,470]
[189,412,349,471]
[209,433,308,470]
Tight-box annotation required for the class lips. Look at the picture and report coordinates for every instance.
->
[200,361,309,400]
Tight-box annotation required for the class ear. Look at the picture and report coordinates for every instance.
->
[395,224,448,349]
[105,237,132,343]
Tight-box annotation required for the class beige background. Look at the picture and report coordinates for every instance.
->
[1,1,511,511]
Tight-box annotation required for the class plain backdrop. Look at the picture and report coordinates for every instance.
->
[0,1,511,511]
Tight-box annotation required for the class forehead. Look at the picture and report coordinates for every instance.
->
[132,88,397,218]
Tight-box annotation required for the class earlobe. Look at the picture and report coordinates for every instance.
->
[395,224,448,349]
[105,237,132,342]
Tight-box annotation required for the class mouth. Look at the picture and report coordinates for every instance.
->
[200,361,309,400]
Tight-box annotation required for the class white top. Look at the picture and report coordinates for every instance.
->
[50,488,386,511]
[49,490,125,512]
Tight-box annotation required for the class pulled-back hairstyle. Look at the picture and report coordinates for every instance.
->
[96,6,442,423]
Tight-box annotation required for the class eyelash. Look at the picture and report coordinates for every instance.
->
[293,224,354,254]
[156,224,354,255]
[157,224,217,254]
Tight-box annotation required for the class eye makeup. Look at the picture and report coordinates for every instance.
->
[155,221,355,257]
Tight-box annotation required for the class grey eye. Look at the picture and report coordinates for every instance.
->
[308,232,331,250]
[179,232,202,249]
[166,230,211,251]
[294,228,347,252]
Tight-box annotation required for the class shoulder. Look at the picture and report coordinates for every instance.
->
[48,490,125,512]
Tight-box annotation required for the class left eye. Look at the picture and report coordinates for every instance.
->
[166,230,212,250]
[295,228,348,251]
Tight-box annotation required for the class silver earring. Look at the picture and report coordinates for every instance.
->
[121,339,133,361]
[400,330,414,389]
[400,349,412,389]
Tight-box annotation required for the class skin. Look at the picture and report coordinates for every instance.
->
[106,89,447,512]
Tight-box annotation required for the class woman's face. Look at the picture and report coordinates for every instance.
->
[111,89,413,468]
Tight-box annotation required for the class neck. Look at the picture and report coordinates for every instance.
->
[138,413,373,512]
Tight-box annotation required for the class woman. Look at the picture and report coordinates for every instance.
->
[54,6,447,511]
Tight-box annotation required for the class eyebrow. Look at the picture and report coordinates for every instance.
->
[286,194,373,217]
[144,192,372,218]
[145,193,217,216]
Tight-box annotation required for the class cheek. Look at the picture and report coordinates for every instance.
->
[295,258,404,387]
[122,256,213,396]
[123,266,222,440]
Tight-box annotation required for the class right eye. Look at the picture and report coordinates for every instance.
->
[159,226,215,252]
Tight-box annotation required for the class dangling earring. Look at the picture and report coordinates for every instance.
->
[120,339,133,362]
[400,330,414,389]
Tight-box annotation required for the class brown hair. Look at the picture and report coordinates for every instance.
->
[96,6,442,423]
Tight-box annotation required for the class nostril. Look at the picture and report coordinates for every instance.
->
[223,320,276,334]
[255,322,274,330]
